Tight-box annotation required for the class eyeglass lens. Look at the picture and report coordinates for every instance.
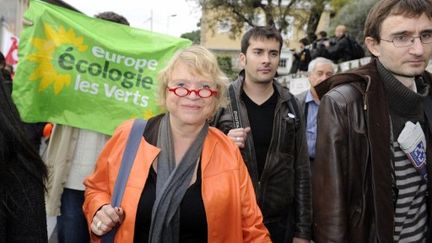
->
[170,87,214,98]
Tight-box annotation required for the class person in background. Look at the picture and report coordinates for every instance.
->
[0,73,48,242]
[44,11,129,243]
[1,51,46,154]
[212,26,312,243]
[83,45,271,243]
[0,51,5,70]
[0,52,12,93]
[328,25,354,63]
[0,52,12,83]
[296,57,336,166]
[291,37,312,73]
[313,0,432,242]
[311,31,331,59]
[4,64,14,79]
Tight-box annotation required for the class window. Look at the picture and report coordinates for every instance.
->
[279,58,287,68]
[217,19,231,33]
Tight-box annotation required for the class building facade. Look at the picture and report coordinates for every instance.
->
[0,0,28,35]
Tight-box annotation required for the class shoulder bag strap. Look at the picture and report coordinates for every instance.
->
[101,118,147,243]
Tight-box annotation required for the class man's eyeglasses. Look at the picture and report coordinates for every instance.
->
[380,32,432,47]
[167,86,218,98]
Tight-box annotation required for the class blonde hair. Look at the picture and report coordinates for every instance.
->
[157,45,229,116]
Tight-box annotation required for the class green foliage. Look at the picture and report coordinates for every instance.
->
[329,0,379,42]
[217,56,237,80]
[180,30,201,44]
[198,0,303,38]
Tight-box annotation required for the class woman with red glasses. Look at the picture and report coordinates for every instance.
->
[83,45,270,243]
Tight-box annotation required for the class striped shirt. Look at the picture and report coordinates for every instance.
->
[392,141,428,243]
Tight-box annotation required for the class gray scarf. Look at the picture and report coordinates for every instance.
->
[148,113,208,243]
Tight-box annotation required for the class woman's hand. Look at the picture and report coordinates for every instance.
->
[91,204,125,236]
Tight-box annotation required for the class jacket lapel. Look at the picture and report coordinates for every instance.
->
[364,65,394,243]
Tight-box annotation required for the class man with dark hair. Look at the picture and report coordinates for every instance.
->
[44,11,129,243]
[212,26,312,243]
[313,0,432,242]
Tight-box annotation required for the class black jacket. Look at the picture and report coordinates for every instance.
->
[313,59,432,243]
[328,34,353,63]
[0,163,48,243]
[311,38,331,59]
[0,73,47,243]
[211,74,312,240]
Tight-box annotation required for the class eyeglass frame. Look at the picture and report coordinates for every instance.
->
[167,86,218,98]
[380,32,432,47]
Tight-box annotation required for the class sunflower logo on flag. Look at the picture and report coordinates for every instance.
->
[28,23,88,94]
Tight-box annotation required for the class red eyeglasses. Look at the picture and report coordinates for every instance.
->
[167,86,218,98]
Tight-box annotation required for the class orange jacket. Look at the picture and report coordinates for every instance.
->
[83,119,270,243]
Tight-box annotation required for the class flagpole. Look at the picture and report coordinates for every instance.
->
[143,10,153,32]
[150,10,153,31]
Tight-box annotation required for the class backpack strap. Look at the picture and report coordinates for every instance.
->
[287,96,301,129]
[229,84,243,128]
[101,118,147,243]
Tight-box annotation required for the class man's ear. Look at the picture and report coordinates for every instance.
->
[239,53,246,67]
[365,37,380,57]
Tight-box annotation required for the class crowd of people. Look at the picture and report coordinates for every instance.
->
[2,0,432,242]
[290,24,366,74]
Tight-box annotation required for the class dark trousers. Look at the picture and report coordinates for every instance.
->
[57,188,90,243]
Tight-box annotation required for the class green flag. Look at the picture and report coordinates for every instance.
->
[12,0,191,135]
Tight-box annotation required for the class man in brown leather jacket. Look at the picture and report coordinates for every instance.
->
[313,0,432,242]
